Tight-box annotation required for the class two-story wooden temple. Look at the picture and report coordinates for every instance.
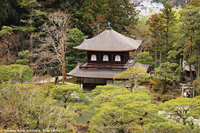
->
[67,27,149,90]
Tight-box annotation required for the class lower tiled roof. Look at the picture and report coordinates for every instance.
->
[67,61,150,79]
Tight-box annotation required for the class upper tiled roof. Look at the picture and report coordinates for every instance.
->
[74,28,142,52]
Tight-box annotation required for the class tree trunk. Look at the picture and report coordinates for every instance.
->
[64,99,67,109]
[132,78,138,92]
[6,43,10,65]
[3,37,10,65]
[189,52,193,83]
[189,28,193,83]
[26,110,30,129]
[30,8,33,76]
[19,101,23,129]
[159,51,162,66]
[61,39,65,85]
[183,118,186,125]
[30,32,33,69]
[165,19,169,62]
[163,75,167,94]
[130,84,134,92]
[54,75,58,85]
[34,119,40,129]
[198,62,200,77]
[155,50,157,67]
[63,93,70,108]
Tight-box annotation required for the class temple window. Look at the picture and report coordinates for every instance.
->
[91,54,97,61]
[115,55,121,62]
[103,55,109,61]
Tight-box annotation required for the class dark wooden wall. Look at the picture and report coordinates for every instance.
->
[87,51,129,64]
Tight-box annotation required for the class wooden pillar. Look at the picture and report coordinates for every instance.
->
[123,53,125,64]
[80,78,83,89]
[181,85,184,97]
[98,53,100,64]
[193,86,194,98]
[111,53,114,64]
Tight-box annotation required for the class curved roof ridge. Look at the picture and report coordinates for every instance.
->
[111,30,141,50]
[110,29,133,49]
[84,29,107,44]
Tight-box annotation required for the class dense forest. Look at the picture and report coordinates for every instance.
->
[0,0,200,132]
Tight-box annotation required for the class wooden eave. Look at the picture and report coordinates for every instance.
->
[73,48,136,52]
[67,62,150,79]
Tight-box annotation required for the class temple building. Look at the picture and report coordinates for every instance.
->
[67,27,149,90]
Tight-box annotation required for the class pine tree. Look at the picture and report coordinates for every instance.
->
[180,5,200,82]
[66,28,88,72]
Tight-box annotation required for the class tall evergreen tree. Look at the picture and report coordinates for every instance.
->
[16,0,46,73]
[66,28,88,72]
[0,0,8,29]
[70,0,138,37]
[146,3,177,66]
[0,0,22,29]
[180,5,200,82]
[159,2,177,61]
[146,14,164,67]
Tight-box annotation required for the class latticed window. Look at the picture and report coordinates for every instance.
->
[103,55,109,61]
[91,54,97,61]
[115,55,121,61]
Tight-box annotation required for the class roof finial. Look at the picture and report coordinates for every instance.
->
[106,22,112,30]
